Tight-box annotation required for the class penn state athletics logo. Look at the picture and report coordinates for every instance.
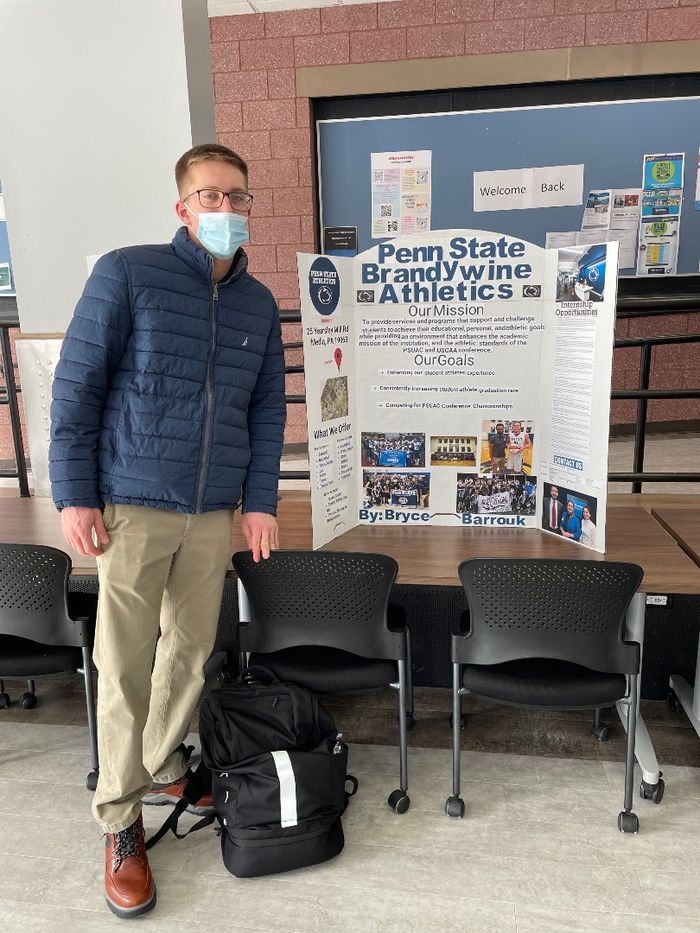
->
[309,257,340,316]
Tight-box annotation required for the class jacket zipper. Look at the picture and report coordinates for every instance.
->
[195,282,218,512]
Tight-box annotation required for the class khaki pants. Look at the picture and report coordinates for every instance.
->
[92,503,233,833]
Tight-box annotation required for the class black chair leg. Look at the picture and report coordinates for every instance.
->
[592,707,610,742]
[81,647,100,792]
[446,663,465,818]
[0,679,10,709]
[387,659,410,814]
[19,679,37,709]
[405,627,415,728]
[618,673,640,834]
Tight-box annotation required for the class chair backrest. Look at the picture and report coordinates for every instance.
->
[232,550,404,660]
[456,558,643,674]
[0,544,87,647]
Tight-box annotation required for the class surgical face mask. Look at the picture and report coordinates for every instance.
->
[185,204,249,260]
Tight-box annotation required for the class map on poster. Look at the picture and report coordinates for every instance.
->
[298,230,619,553]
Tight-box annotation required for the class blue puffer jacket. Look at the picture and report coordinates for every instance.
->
[49,227,286,515]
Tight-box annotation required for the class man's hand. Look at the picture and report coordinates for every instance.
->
[60,506,110,557]
[240,512,279,563]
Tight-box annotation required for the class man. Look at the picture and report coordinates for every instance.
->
[488,422,508,474]
[506,420,532,473]
[542,484,563,534]
[50,143,286,919]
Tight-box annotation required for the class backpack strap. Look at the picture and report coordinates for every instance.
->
[145,762,215,851]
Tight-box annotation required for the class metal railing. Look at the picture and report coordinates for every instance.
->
[280,278,700,488]
[1,283,698,495]
[0,300,29,496]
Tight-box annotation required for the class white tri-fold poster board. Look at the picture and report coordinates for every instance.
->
[297,229,618,553]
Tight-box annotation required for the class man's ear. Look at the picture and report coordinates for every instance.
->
[175,201,191,225]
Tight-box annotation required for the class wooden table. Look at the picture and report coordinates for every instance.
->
[650,506,700,739]
[2,491,700,594]
[651,506,700,568]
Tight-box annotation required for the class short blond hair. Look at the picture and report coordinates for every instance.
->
[175,143,248,195]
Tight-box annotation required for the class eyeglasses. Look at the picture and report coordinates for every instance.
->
[183,189,254,212]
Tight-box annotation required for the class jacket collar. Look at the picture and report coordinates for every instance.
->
[172,226,249,284]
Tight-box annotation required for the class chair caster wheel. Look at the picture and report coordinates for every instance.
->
[86,770,99,792]
[618,810,639,834]
[449,713,466,729]
[667,690,681,713]
[591,723,610,742]
[0,693,10,709]
[640,778,664,804]
[445,795,465,818]
[388,790,410,814]
[19,692,37,709]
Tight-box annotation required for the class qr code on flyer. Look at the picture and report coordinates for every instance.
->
[380,204,393,217]
[416,170,429,185]
[387,220,399,233]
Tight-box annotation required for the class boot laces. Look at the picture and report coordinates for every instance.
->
[112,820,145,869]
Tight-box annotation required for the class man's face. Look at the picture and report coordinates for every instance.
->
[496,424,504,435]
[175,159,249,243]
[511,422,521,434]
[551,486,559,500]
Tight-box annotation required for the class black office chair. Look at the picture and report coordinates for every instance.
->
[447,558,644,833]
[0,544,99,791]
[232,549,413,813]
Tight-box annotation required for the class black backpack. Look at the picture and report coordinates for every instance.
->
[147,667,358,878]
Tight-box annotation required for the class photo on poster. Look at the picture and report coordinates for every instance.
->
[541,482,598,548]
[320,376,349,422]
[556,245,607,303]
[362,471,430,509]
[480,419,534,475]
[361,432,425,467]
[430,435,477,467]
[456,473,537,516]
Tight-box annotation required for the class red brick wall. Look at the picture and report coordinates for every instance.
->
[210,2,700,440]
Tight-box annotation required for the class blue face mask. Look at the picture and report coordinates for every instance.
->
[186,205,249,260]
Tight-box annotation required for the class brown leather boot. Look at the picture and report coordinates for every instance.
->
[104,814,156,918]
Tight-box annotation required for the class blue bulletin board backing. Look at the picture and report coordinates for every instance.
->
[317,96,700,274]
[0,181,16,295]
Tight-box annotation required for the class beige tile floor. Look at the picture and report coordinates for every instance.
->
[1,714,700,932]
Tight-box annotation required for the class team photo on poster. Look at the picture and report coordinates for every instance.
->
[457,474,537,516]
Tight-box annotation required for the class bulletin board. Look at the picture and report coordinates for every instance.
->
[317,95,700,274]
[0,181,15,296]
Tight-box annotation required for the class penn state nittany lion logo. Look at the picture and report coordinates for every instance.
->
[309,257,340,316]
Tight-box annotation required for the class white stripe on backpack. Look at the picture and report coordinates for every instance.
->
[270,750,298,827]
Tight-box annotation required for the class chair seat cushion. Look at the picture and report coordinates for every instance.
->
[462,658,627,707]
[0,636,83,677]
[249,646,397,693]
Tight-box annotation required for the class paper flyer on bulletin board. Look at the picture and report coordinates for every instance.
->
[298,230,619,553]
[371,150,431,239]
[637,153,684,276]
